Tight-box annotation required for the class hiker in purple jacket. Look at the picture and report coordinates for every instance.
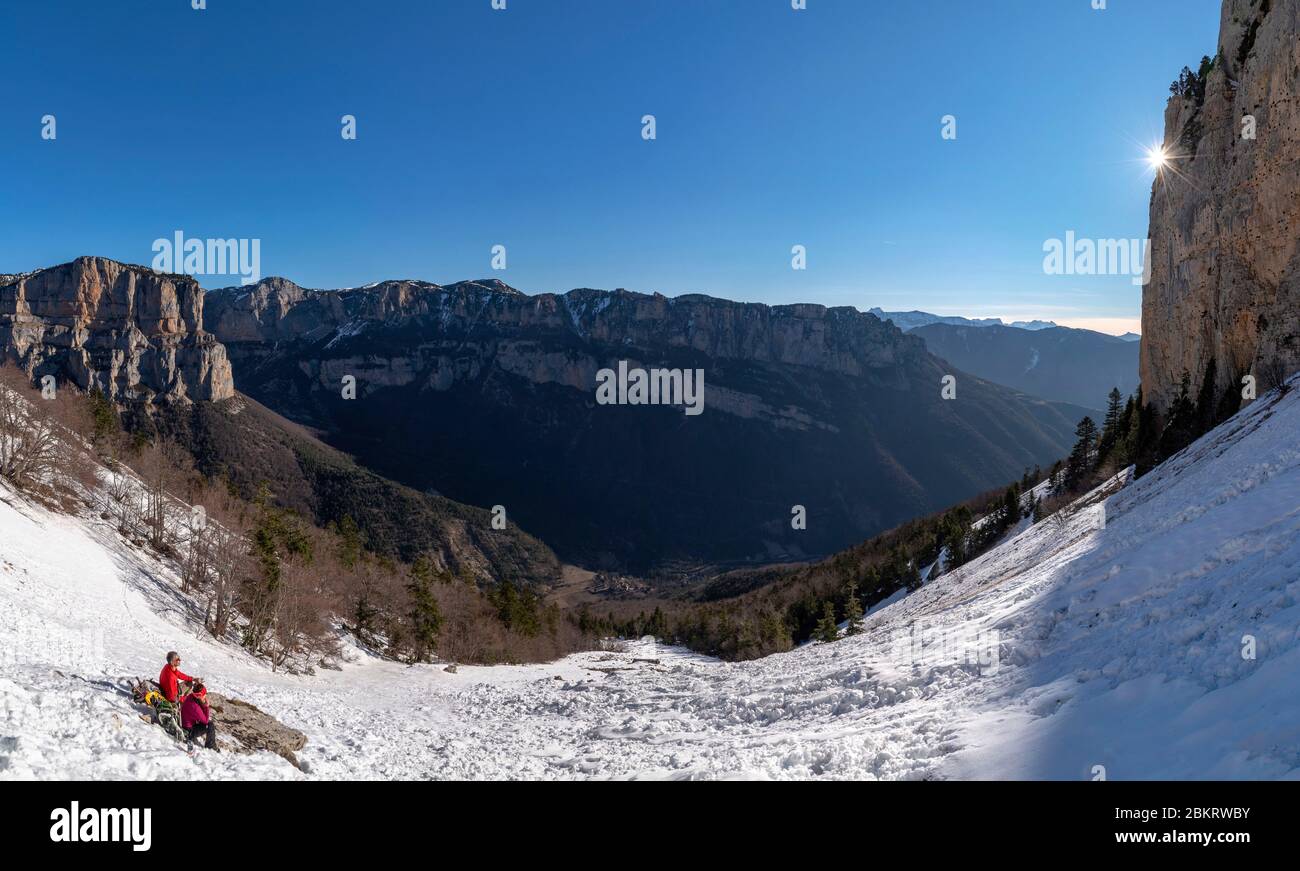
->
[180,683,218,751]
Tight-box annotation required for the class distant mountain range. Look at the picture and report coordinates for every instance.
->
[204,277,1092,573]
[0,258,1114,576]
[910,323,1140,413]
[868,308,1059,332]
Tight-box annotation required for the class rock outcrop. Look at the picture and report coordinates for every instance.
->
[0,257,234,404]
[1142,0,1300,414]
[207,693,308,769]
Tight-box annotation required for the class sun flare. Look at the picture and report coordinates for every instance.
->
[1146,145,1170,171]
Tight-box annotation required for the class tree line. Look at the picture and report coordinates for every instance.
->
[0,366,592,670]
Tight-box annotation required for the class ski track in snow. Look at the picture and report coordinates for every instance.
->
[3,383,1300,780]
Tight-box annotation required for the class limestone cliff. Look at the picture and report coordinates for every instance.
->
[207,277,922,397]
[206,277,1087,571]
[0,257,234,404]
[1142,0,1300,413]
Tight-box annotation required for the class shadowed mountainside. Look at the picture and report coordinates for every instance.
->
[205,277,1090,572]
[911,323,1139,413]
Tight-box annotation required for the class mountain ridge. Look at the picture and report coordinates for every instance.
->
[868,307,1059,332]
[0,256,1097,576]
[911,323,1140,412]
[204,274,1092,572]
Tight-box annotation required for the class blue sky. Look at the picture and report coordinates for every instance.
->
[0,0,1221,333]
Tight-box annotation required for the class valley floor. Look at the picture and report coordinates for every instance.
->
[3,383,1300,780]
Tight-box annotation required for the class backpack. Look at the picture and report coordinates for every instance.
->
[132,678,186,742]
[155,699,185,742]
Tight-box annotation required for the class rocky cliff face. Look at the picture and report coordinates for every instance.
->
[208,277,936,439]
[208,277,919,387]
[208,277,1087,572]
[0,257,234,404]
[1142,0,1300,413]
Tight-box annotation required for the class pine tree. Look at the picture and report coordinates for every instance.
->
[491,579,542,637]
[244,496,282,651]
[406,554,443,663]
[860,564,882,597]
[647,606,669,638]
[1001,483,1022,530]
[760,610,793,654]
[1115,394,1138,467]
[1156,371,1197,463]
[903,554,923,591]
[335,515,364,570]
[941,508,972,567]
[887,547,910,584]
[1065,416,1099,490]
[1194,358,1220,435]
[1049,460,1064,494]
[1097,387,1125,462]
[814,601,839,643]
[352,596,381,649]
[843,581,864,635]
[734,617,761,659]
[86,389,119,448]
[1104,387,1124,431]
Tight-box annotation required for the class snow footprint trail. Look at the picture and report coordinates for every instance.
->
[404,641,983,780]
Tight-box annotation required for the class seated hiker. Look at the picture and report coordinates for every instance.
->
[159,651,203,704]
[180,682,217,751]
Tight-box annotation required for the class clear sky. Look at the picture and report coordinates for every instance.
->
[0,0,1222,333]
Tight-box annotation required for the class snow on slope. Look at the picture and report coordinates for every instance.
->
[3,382,1300,780]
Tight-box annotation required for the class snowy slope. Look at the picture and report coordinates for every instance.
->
[3,380,1300,779]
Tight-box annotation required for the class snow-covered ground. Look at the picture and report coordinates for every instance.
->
[2,381,1300,779]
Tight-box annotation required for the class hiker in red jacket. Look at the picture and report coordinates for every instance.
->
[159,651,203,703]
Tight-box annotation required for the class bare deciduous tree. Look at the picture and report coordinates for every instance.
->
[0,366,95,499]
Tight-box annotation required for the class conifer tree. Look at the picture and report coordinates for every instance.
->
[335,515,364,570]
[1065,416,1099,490]
[843,581,864,635]
[648,605,669,638]
[860,564,882,597]
[941,509,972,567]
[244,486,313,653]
[814,601,839,643]
[406,554,443,663]
[491,579,543,637]
[1194,358,1220,435]
[904,558,923,591]
[1001,483,1022,530]
[1097,387,1125,462]
[86,389,119,448]
[1156,372,1197,463]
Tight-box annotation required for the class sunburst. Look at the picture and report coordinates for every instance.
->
[1145,145,1171,172]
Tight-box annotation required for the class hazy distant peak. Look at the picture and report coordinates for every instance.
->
[868,308,1058,332]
